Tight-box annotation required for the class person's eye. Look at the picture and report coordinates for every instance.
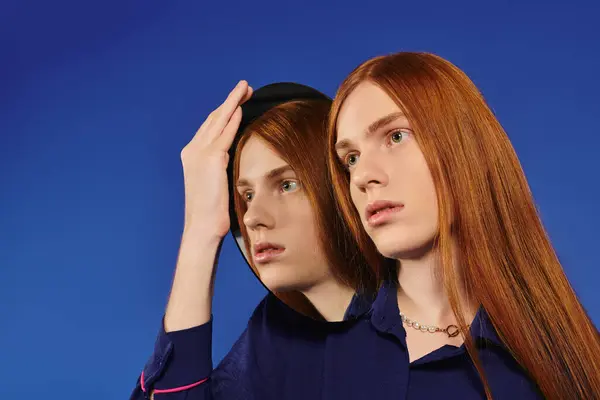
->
[388,129,411,145]
[280,180,298,193]
[344,153,360,169]
[243,191,254,202]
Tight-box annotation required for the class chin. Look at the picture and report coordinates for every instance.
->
[258,268,306,293]
[370,225,436,260]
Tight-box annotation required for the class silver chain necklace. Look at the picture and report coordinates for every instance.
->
[400,312,470,338]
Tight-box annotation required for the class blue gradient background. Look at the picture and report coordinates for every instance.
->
[1,1,598,398]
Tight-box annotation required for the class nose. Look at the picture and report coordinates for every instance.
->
[243,194,276,231]
[351,153,388,193]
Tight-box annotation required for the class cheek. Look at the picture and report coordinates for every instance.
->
[409,158,439,224]
[287,196,318,231]
[413,169,437,204]
[349,184,363,211]
[392,149,438,216]
[287,197,326,261]
[417,158,438,207]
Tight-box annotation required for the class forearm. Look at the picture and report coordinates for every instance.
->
[164,225,224,333]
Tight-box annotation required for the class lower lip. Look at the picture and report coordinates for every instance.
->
[254,248,285,264]
[367,206,403,227]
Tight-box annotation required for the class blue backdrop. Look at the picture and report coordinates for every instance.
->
[1,1,598,398]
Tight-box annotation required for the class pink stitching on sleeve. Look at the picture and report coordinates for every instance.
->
[140,370,209,394]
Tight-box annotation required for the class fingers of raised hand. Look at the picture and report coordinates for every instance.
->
[216,106,243,150]
[209,81,250,133]
[191,81,250,145]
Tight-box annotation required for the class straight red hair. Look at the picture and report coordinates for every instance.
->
[234,99,377,319]
[327,52,600,399]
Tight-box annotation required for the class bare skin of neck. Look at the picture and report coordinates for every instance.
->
[396,242,477,363]
[301,277,356,322]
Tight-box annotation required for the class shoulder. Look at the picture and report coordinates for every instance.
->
[215,293,275,364]
[213,292,283,369]
[246,292,297,334]
[210,293,283,399]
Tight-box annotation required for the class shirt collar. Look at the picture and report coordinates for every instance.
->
[370,280,505,347]
[268,289,376,327]
[343,291,377,320]
[469,306,504,347]
[370,280,401,332]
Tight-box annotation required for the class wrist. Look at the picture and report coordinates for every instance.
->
[181,221,226,245]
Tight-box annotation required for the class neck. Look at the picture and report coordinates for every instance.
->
[395,242,475,327]
[301,278,355,322]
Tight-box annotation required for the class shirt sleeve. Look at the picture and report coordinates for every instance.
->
[129,314,260,400]
[129,318,214,399]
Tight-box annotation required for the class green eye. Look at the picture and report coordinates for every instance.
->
[281,180,298,192]
[391,130,405,143]
[346,154,359,167]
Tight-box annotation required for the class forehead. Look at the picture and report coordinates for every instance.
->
[238,135,289,179]
[336,81,402,141]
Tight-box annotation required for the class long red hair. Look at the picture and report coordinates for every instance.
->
[234,99,377,319]
[327,52,600,399]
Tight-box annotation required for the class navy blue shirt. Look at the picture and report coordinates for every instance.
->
[130,281,542,399]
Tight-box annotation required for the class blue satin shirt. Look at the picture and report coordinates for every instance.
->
[129,281,542,399]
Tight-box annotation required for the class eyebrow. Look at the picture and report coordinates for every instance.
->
[236,165,295,188]
[334,111,406,152]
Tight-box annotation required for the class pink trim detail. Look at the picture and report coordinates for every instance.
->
[140,370,208,394]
